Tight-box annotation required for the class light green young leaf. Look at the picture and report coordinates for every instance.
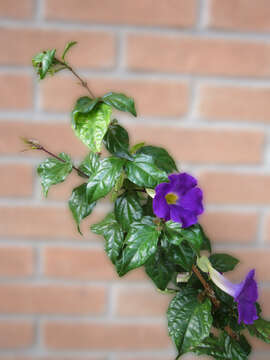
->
[32,49,56,80]
[72,103,112,152]
[62,41,77,61]
[37,152,73,197]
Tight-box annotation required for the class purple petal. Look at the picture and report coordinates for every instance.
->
[180,188,204,214]
[168,173,197,195]
[235,269,258,303]
[237,300,259,325]
[169,205,198,228]
[153,183,170,220]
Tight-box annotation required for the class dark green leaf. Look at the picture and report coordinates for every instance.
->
[32,49,56,79]
[62,41,77,61]
[199,224,212,253]
[166,242,195,272]
[137,145,178,173]
[164,221,184,246]
[37,152,73,197]
[72,103,112,152]
[91,212,124,266]
[209,253,239,273]
[102,92,137,116]
[87,157,124,202]
[167,287,212,355]
[114,192,143,232]
[68,183,96,234]
[142,197,154,217]
[78,152,100,178]
[119,217,160,276]
[125,153,168,188]
[193,332,251,360]
[72,96,100,115]
[180,224,204,256]
[247,318,270,343]
[103,123,132,160]
[145,247,175,290]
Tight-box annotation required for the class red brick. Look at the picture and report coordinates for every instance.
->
[0,322,33,349]
[44,321,170,350]
[0,0,33,19]
[0,284,106,315]
[44,247,146,281]
[200,211,258,243]
[0,121,87,158]
[0,247,33,277]
[199,85,270,123]
[0,358,105,360]
[223,249,270,282]
[45,0,196,28]
[0,164,33,197]
[0,206,104,239]
[127,34,270,77]
[0,74,32,110]
[127,124,264,165]
[41,76,189,117]
[115,286,171,317]
[0,28,115,69]
[209,0,270,32]
[2,121,263,165]
[264,214,270,242]
[199,172,270,204]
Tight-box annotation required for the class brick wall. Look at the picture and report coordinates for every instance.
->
[0,0,270,359]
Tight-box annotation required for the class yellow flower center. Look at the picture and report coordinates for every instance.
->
[165,192,178,205]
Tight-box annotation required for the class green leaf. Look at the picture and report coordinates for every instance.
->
[180,224,204,256]
[91,212,124,266]
[68,183,96,234]
[137,145,178,173]
[199,224,212,253]
[145,247,175,290]
[78,152,100,178]
[114,192,143,232]
[37,152,73,197]
[125,153,168,188]
[166,242,195,272]
[194,332,251,360]
[119,217,160,276]
[164,221,184,246]
[103,123,132,159]
[209,253,239,273]
[130,142,145,154]
[62,41,77,61]
[87,157,124,203]
[247,318,270,343]
[32,49,56,80]
[102,92,137,117]
[72,103,112,152]
[72,96,100,115]
[167,287,212,355]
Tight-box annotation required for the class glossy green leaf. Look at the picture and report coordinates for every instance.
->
[247,318,270,344]
[119,217,160,276]
[87,157,124,203]
[166,241,195,272]
[145,247,175,290]
[137,145,178,173]
[68,183,96,234]
[103,123,132,159]
[72,103,112,152]
[62,41,77,61]
[72,96,100,115]
[180,224,204,256]
[37,152,73,197]
[114,192,143,232]
[78,152,100,178]
[125,153,168,188]
[164,221,184,246]
[32,49,56,80]
[102,92,137,116]
[209,253,239,273]
[167,287,212,355]
[91,212,124,266]
[194,332,251,360]
[199,224,212,253]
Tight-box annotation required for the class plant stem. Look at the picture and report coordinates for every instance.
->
[192,264,220,308]
[56,58,95,98]
[25,140,88,178]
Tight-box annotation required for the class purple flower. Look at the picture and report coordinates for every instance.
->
[153,173,204,228]
[209,267,259,325]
